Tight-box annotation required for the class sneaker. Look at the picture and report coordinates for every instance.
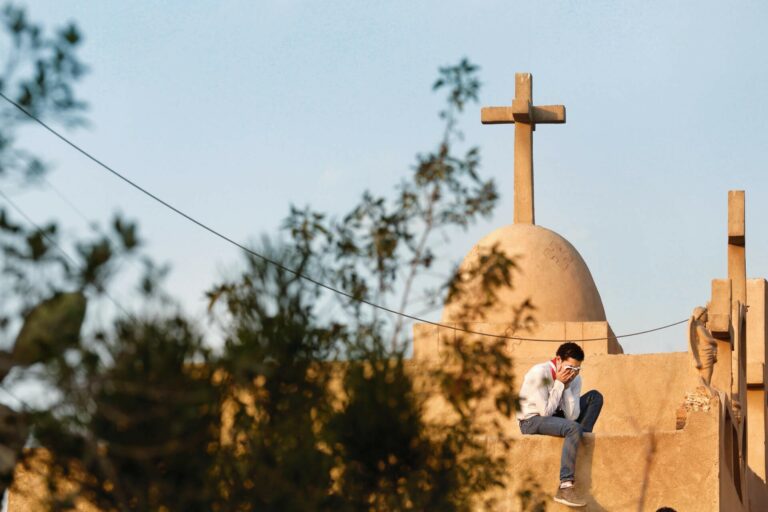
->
[553,485,587,507]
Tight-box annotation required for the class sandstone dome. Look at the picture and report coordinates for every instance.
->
[441,224,606,324]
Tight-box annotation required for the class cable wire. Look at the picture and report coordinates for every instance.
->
[0,92,688,342]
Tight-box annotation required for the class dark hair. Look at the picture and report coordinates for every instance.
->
[656,508,677,512]
[556,342,585,362]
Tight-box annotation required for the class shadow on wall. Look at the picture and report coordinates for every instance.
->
[746,466,768,511]
[516,473,547,511]
[577,434,609,512]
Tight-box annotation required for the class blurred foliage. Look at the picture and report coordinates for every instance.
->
[12,291,86,367]
[0,2,86,182]
[29,317,218,511]
[517,473,549,512]
[0,4,536,511]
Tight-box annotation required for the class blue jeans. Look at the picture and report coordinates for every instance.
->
[518,390,603,483]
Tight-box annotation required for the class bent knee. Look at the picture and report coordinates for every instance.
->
[565,421,583,437]
[588,389,604,405]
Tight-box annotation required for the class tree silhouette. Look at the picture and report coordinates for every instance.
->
[0,5,530,511]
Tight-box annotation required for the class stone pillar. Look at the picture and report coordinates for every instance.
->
[747,278,768,510]
[728,191,747,411]
[513,74,534,225]
[727,190,749,506]
[734,303,749,504]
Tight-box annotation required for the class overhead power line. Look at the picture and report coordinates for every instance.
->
[0,92,689,342]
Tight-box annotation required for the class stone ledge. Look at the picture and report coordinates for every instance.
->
[412,320,622,363]
[493,410,721,511]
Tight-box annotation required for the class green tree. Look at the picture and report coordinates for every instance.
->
[0,2,85,181]
[0,5,533,511]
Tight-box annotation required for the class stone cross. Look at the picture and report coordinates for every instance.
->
[728,190,746,305]
[728,191,747,414]
[727,190,749,500]
[710,191,749,405]
[481,73,566,225]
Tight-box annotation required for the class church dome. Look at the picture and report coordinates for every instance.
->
[441,224,606,324]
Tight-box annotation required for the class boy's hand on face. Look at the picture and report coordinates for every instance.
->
[564,369,577,388]
[555,364,574,386]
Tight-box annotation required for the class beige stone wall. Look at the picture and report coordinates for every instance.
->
[524,352,696,435]
[414,321,622,365]
[8,346,764,510]
[491,410,721,511]
[413,343,751,510]
[746,278,768,511]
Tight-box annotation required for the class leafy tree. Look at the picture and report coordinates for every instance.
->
[0,2,86,182]
[0,5,534,511]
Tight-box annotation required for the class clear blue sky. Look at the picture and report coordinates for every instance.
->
[13,1,768,354]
